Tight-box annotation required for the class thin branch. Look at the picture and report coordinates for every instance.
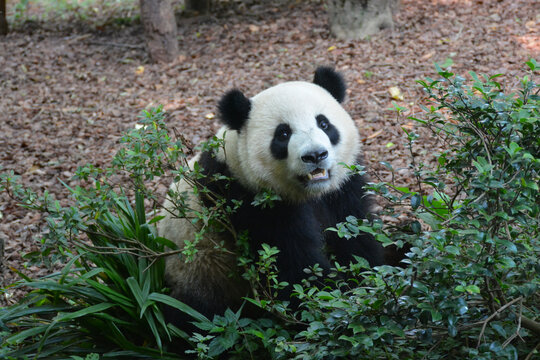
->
[520,316,540,337]
[502,297,523,348]
[88,41,144,49]
[476,296,522,348]
[525,341,540,360]
[422,338,443,360]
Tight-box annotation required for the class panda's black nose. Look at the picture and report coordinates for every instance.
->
[301,150,328,164]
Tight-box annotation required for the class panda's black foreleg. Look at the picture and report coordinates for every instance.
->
[314,173,385,268]
[272,226,332,288]
[269,231,332,309]
[325,231,385,268]
[235,202,332,302]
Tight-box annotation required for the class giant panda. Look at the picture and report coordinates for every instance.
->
[158,67,384,321]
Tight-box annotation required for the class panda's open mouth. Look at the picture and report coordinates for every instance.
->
[300,168,330,183]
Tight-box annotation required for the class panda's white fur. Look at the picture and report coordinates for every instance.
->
[214,81,361,202]
[159,67,384,322]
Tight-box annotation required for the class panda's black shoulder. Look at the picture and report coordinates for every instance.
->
[198,150,230,178]
[197,150,255,205]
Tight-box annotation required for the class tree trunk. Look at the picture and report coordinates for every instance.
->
[326,0,399,40]
[0,0,8,36]
[139,0,178,63]
[185,0,211,14]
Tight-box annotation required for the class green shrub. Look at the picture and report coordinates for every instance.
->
[1,61,539,359]
[0,107,211,359]
[7,0,140,29]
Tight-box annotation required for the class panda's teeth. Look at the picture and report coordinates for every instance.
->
[307,168,328,181]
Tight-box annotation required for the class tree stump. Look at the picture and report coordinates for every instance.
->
[139,0,178,63]
[326,0,398,40]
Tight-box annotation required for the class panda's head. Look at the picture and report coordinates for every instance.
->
[216,67,361,202]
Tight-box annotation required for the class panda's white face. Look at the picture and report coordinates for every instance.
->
[219,81,361,202]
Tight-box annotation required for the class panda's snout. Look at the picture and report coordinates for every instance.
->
[301,149,328,164]
[298,148,331,183]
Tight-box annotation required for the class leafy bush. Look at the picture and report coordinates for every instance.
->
[0,108,210,359]
[7,0,140,28]
[1,61,539,359]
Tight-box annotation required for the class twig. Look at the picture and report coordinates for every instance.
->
[30,108,44,123]
[441,192,486,227]
[520,316,540,337]
[365,63,404,69]
[422,338,443,360]
[525,341,540,360]
[88,41,144,49]
[65,33,92,44]
[476,296,522,348]
[502,297,523,348]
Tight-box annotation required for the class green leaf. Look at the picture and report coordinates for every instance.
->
[86,279,134,308]
[350,323,366,334]
[148,293,209,323]
[126,277,146,318]
[6,325,48,345]
[504,142,522,156]
[54,302,114,322]
[411,194,422,210]
[498,256,516,269]
[525,58,538,71]
[417,212,440,230]
[144,310,162,350]
[465,285,481,294]
[358,334,374,348]
[444,245,460,255]
[316,291,334,300]
[435,62,454,79]
[431,310,442,322]
[441,57,454,69]
[413,282,429,294]
[148,215,166,224]
[339,335,357,344]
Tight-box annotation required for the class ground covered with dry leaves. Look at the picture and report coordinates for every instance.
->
[0,0,538,305]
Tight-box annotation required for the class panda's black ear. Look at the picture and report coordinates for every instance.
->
[313,66,346,103]
[218,89,251,131]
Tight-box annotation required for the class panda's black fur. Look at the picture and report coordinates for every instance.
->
[197,149,383,284]
[160,67,385,325]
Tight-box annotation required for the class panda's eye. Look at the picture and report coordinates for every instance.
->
[275,124,292,142]
[278,130,289,140]
[317,115,329,130]
[317,114,340,145]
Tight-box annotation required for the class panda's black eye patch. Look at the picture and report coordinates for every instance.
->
[275,124,291,141]
[316,114,340,145]
[271,123,292,160]
[317,116,329,130]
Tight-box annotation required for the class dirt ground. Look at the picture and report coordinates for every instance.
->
[0,0,538,306]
